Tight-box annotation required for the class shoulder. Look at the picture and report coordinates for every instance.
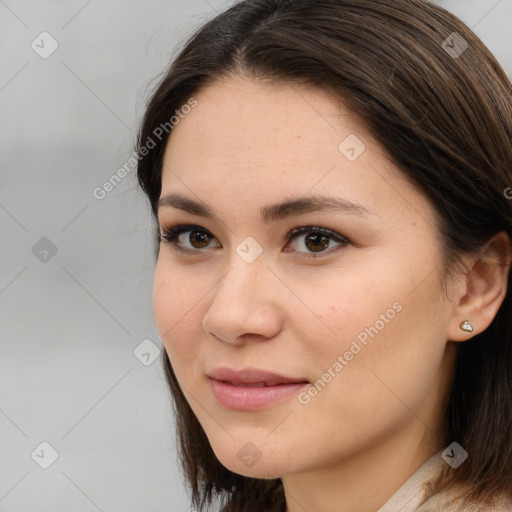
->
[418,488,512,511]
[378,450,512,512]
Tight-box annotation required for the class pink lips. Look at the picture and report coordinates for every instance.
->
[207,367,309,411]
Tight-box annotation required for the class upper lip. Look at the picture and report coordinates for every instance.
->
[207,367,309,386]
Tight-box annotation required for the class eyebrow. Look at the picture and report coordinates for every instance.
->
[157,193,377,223]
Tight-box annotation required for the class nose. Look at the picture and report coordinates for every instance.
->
[202,256,283,345]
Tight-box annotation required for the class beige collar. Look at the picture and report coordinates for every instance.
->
[377,451,512,512]
[377,451,444,512]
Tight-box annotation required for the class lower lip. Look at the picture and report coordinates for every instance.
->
[209,378,309,411]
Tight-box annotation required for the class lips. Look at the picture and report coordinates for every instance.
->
[207,367,309,387]
[207,367,310,411]
[225,381,268,387]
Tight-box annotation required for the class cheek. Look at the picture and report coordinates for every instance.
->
[152,265,174,341]
[297,267,394,347]
[316,274,447,422]
[303,256,446,384]
[152,263,200,361]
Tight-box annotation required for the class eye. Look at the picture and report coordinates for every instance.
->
[159,224,220,252]
[284,226,349,258]
[159,224,350,259]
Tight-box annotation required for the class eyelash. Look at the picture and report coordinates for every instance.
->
[158,224,350,259]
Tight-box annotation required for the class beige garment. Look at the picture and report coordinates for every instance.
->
[377,450,512,512]
[221,451,511,511]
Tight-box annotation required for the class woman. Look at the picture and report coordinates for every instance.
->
[136,0,512,510]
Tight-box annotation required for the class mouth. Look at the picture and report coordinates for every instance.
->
[207,367,309,411]
[207,366,309,387]
[221,381,271,387]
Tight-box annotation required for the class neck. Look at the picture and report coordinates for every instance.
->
[283,422,441,512]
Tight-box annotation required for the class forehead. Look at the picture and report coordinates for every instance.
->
[165,75,361,170]
[160,75,436,230]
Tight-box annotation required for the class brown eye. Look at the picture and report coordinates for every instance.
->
[285,226,349,259]
[304,233,330,252]
[159,224,349,259]
[189,230,213,248]
[159,225,220,253]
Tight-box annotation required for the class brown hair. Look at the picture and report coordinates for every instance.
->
[136,0,512,510]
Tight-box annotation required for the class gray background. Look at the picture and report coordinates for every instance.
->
[1,1,510,511]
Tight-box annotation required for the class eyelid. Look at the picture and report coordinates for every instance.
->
[284,226,350,259]
[286,225,349,244]
[159,223,350,258]
[159,224,219,253]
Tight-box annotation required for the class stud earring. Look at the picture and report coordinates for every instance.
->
[460,320,473,333]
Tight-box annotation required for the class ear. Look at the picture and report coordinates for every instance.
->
[447,231,512,342]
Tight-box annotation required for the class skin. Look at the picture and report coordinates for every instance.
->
[152,74,510,512]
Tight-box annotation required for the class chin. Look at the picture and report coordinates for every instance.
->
[222,459,284,480]
[210,442,287,479]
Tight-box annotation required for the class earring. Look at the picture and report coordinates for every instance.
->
[460,320,473,333]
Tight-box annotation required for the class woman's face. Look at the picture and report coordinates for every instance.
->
[153,75,459,479]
